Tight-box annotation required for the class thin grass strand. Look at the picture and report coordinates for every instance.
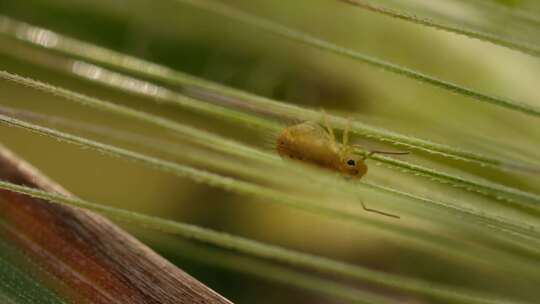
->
[0,180,522,304]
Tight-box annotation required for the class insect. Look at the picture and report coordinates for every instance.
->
[276,114,408,218]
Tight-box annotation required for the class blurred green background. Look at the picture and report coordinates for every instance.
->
[1,0,540,303]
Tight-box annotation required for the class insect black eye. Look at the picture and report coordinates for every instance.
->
[347,159,355,166]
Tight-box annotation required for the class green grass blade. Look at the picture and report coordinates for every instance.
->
[471,0,540,27]
[1,106,540,292]
[0,239,66,304]
[0,180,523,304]
[337,0,540,57]
[5,105,540,251]
[156,240,397,304]
[2,70,540,213]
[171,0,540,118]
[1,15,537,173]
[366,152,540,208]
[1,1,539,303]
[5,105,539,256]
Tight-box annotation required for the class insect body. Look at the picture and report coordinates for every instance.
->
[276,115,407,219]
[276,120,367,178]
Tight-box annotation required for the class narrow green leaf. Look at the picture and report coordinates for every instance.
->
[337,0,540,57]
[0,180,521,304]
[171,0,540,118]
[1,105,540,299]
[4,105,539,258]
[1,15,537,173]
[2,70,540,212]
[0,238,65,304]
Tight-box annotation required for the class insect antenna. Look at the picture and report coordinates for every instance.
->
[351,145,410,159]
[360,201,400,219]
[368,150,410,156]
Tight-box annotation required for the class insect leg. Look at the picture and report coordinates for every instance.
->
[343,118,352,146]
[321,110,336,142]
[360,200,400,219]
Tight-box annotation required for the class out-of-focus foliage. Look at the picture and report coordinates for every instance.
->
[1,0,540,303]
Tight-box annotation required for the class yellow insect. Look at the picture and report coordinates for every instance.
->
[276,114,407,218]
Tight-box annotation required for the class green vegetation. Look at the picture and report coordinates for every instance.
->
[1,0,540,303]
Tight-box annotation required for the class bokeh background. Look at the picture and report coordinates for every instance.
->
[1,0,540,303]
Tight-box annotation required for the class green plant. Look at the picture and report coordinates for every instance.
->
[0,0,539,303]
